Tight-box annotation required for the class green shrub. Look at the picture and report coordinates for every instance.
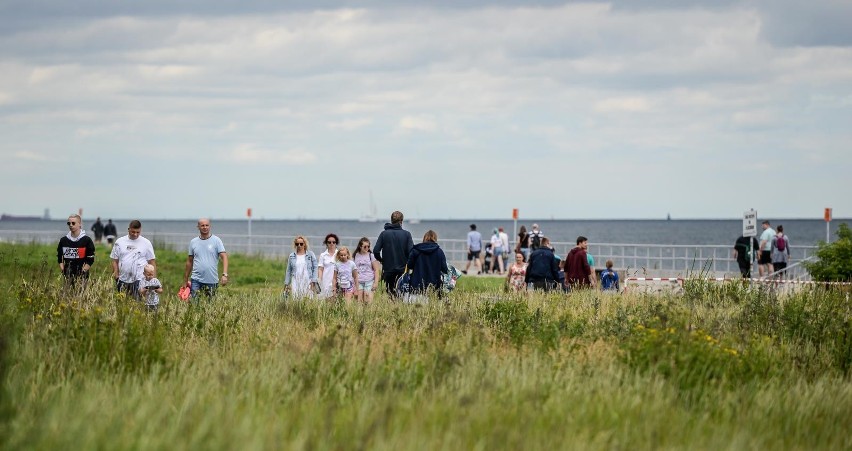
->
[805,222,852,282]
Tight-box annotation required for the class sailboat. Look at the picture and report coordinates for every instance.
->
[359,191,379,222]
[408,208,421,224]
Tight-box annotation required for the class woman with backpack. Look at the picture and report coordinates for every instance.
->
[771,225,791,277]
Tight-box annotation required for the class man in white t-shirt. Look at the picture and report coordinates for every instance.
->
[110,220,156,300]
[758,220,776,277]
[183,218,229,300]
[498,227,510,267]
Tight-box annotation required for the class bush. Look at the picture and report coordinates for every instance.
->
[805,223,852,282]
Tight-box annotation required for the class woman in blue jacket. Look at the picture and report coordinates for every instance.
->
[407,230,449,295]
[284,235,319,298]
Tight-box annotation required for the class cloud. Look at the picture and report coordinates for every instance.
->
[0,1,850,219]
[327,117,373,130]
[594,97,652,113]
[398,115,437,132]
[226,144,317,165]
[13,150,60,162]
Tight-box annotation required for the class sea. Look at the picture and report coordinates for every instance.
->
[1,218,845,247]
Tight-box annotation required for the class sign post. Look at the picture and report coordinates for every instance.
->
[743,209,757,281]
[247,208,253,254]
[825,208,832,243]
[743,209,757,237]
[512,208,519,252]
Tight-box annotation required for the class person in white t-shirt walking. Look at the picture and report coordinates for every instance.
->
[183,218,229,301]
[498,227,510,270]
[110,220,156,300]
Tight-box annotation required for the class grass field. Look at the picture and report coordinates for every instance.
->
[1,242,851,450]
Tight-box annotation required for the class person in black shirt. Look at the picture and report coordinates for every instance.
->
[524,237,560,291]
[733,235,759,278]
[91,217,104,243]
[57,214,96,289]
[103,219,118,246]
[373,211,414,298]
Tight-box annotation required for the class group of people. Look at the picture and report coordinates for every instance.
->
[463,223,544,275]
[58,210,452,308]
[283,211,450,301]
[88,217,118,245]
[504,235,620,293]
[733,220,792,279]
[463,223,618,293]
[57,211,631,309]
[58,216,228,311]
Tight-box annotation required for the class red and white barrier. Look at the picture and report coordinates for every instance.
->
[623,276,851,295]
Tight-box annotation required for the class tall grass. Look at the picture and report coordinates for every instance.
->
[1,243,851,450]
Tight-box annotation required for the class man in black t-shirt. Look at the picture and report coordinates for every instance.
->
[57,214,96,289]
[733,235,759,278]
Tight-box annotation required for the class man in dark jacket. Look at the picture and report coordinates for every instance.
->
[103,219,118,245]
[524,237,560,291]
[407,230,448,295]
[57,214,96,289]
[374,210,414,297]
[91,217,104,243]
[565,236,595,289]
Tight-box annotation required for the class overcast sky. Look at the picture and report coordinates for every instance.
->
[1,0,850,220]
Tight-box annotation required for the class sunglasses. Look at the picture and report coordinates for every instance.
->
[295,242,305,246]
[326,241,337,244]
[67,222,76,226]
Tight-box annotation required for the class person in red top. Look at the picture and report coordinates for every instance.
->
[564,236,596,289]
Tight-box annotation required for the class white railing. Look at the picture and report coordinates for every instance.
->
[0,230,818,279]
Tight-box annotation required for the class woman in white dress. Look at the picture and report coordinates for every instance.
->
[283,235,318,299]
[317,233,339,299]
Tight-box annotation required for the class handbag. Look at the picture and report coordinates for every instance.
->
[396,266,412,295]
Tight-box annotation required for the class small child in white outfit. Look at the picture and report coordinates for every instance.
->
[333,246,358,301]
[139,264,163,312]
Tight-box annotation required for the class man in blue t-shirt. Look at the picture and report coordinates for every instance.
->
[183,218,229,300]
[463,224,482,275]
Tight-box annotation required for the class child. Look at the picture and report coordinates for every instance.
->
[353,237,381,303]
[600,260,619,291]
[139,264,163,311]
[332,246,358,301]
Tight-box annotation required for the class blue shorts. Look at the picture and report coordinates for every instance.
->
[357,281,374,291]
[191,280,219,300]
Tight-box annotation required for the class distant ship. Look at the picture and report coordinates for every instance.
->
[667,213,671,221]
[358,191,379,222]
[1,214,43,221]
[1,208,51,221]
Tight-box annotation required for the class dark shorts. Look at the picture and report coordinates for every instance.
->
[759,251,772,265]
[382,270,403,297]
[529,278,558,292]
[467,250,481,261]
[773,262,787,272]
[116,279,140,300]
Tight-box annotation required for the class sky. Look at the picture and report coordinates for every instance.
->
[1,0,850,220]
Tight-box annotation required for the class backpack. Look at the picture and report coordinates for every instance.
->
[776,235,786,252]
[530,232,542,251]
[601,269,617,290]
